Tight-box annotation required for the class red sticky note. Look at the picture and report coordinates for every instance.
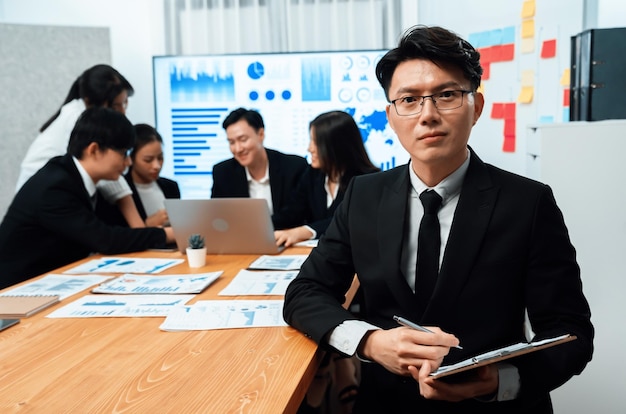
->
[479,46,493,63]
[482,62,491,80]
[491,103,505,119]
[500,43,515,61]
[504,118,516,137]
[541,39,557,58]
[504,103,516,119]
[503,136,516,153]
[563,88,570,107]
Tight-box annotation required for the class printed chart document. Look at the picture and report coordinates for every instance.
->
[0,274,112,300]
[64,257,184,274]
[218,269,298,296]
[295,239,318,248]
[430,334,577,379]
[92,272,222,294]
[160,299,287,331]
[47,294,195,318]
[247,255,308,271]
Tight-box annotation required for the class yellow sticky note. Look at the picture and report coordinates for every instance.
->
[518,86,534,104]
[521,37,535,53]
[560,69,571,86]
[521,0,535,18]
[521,69,534,86]
[522,19,535,38]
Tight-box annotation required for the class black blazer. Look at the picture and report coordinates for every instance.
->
[0,155,167,289]
[284,148,594,413]
[211,148,308,214]
[272,166,378,237]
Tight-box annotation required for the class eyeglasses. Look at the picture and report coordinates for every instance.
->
[390,89,473,116]
[112,148,132,158]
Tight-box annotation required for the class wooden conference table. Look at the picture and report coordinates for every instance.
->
[0,247,352,413]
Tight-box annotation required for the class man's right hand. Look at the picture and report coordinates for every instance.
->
[357,326,460,376]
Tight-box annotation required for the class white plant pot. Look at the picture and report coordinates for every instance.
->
[186,247,207,268]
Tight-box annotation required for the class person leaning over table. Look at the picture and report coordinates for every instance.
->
[283,25,594,414]
[15,64,146,229]
[0,107,175,290]
[211,107,308,214]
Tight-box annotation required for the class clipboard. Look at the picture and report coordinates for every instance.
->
[430,334,577,379]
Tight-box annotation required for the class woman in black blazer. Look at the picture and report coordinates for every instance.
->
[125,124,180,227]
[273,110,379,247]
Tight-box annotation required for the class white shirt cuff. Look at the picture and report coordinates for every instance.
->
[327,319,380,355]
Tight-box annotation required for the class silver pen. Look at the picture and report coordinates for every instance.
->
[393,315,463,349]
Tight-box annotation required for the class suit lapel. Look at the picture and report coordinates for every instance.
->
[266,150,282,208]
[231,162,250,196]
[423,149,499,321]
[377,166,420,312]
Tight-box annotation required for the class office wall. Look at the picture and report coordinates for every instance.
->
[0,23,111,218]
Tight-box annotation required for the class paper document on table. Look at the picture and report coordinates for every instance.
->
[295,239,318,247]
[159,299,287,331]
[0,274,112,300]
[247,255,308,270]
[218,269,298,296]
[64,257,184,274]
[92,272,222,294]
[46,294,195,318]
[430,334,576,379]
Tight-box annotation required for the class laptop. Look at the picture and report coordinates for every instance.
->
[164,198,284,255]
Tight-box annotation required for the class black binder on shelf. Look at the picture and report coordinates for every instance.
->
[570,27,626,121]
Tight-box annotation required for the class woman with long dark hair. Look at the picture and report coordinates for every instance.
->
[273,110,379,247]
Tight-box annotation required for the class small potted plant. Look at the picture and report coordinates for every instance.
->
[186,233,207,268]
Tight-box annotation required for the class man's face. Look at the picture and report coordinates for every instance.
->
[386,58,483,176]
[97,147,132,181]
[225,119,265,168]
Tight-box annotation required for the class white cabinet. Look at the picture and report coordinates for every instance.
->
[526,120,626,413]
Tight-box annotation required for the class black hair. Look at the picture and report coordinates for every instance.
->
[222,107,264,131]
[131,124,163,161]
[40,64,134,132]
[376,25,483,101]
[67,107,135,159]
[309,111,380,192]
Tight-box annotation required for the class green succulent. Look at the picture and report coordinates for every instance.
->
[188,233,205,249]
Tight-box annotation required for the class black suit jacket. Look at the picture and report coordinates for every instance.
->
[0,155,167,289]
[284,148,594,413]
[211,148,308,213]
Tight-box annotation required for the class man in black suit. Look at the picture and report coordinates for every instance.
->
[283,26,594,413]
[211,108,307,214]
[0,108,175,290]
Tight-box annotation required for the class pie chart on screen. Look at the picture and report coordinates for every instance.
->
[247,62,264,79]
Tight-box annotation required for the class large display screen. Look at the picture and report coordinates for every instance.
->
[153,50,406,199]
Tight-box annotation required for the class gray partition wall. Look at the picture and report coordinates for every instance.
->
[0,23,111,219]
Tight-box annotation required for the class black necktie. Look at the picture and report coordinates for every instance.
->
[90,193,98,210]
[416,190,442,312]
